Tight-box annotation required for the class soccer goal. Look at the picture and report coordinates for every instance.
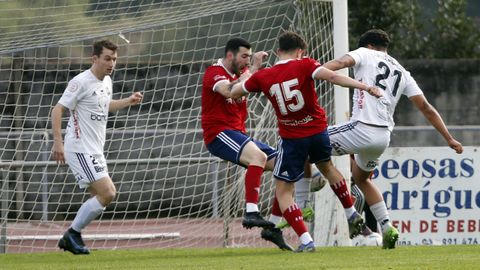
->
[0,0,349,253]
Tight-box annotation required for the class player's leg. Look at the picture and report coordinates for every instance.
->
[350,124,398,248]
[239,141,278,228]
[310,129,365,239]
[273,137,314,252]
[59,153,112,255]
[241,138,277,211]
[260,196,294,251]
[276,179,314,252]
[352,156,399,249]
[207,130,274,228]
[315,160,364,238]
[350,180,373,237]
[275,161,317,230]
[294,161,318,208]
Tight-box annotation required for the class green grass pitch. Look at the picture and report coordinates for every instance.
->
[0,245,479,270]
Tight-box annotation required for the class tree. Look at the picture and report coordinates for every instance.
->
[348,0,424,59]
[348,0,480,59]
[427,0,480,58]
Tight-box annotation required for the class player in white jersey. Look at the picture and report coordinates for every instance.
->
[320,29,463,249]
[51,39,143,255]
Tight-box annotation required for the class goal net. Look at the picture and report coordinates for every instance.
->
[0,0,348,253]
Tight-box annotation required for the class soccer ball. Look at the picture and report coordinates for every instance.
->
[351,232,383,247]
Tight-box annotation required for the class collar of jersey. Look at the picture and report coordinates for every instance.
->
[274,58,296,66]
[217,58,237,78]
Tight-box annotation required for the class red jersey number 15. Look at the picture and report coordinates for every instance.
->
[269,78,305,115]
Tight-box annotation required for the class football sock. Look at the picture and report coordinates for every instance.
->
[330,178,354,208]
[344,206,356,219]
[294,177,310,208]
[300,232,313,245]
[370,201,392,233]
[246,203,259,213]
[268,197,282,225]
[245,165,263,212]
[269,215,282,225]
[350,182,365,215]
[282,203,307,237]
[71,196,104,232]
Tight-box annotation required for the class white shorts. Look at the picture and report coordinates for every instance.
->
[65,152,109,188]
[328,121,390,171]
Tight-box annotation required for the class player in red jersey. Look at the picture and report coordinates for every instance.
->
[202,38,279,230]
[231,31,382,252]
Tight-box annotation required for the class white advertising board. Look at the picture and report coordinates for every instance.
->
[372,147,479,245]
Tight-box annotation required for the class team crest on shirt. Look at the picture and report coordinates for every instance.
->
[66,81,79,92]
[97,94,109,114]
[214,75,227,81]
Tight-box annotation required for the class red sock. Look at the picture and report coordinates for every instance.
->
[245,165,263,204]
[282,204,307,237]
[330,179,354,208]
[271,197,282,217]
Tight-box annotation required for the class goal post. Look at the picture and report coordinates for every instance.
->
[0,0,349,253]
[313,0,351,247]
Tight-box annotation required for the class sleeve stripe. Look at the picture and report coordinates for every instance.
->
[312,66,326,80]
[241,81,250,94]
[212,79,230,92]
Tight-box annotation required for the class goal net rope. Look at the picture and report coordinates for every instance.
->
[0,0,348,252]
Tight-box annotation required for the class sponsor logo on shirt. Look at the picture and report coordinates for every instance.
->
[225,96,246,104]
[278,115,314,126]
[90,114,107,121]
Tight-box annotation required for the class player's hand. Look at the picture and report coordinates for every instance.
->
[448,138,463,154]
[252,51,268,70]
[51,141,65,165]
[239,70,252,82]
[365,86,383,98]
[129,92,143,105]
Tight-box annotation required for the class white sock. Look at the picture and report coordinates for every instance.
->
[300,232,313,245]
[294,177,310,208]
[370,201,392,233]
[268,214,282,225]
[344,206,355,219]
[71,196,104,232]
[310,165,320,177]
[246,203,259,213]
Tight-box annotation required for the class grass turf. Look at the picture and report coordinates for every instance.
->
[0,245,479,270]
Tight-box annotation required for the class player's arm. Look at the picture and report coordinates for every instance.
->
[410,94,463,154]
[230,81,248,99]
[215,70,253,99]
[109,92,143,112]
[51,103,66,164]
[322,54,356,71]
[314,67,383,98]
